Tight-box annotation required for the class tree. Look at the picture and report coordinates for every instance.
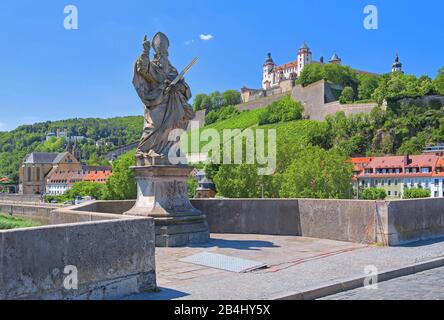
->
[212,163,278,198]
[258,96,304,125]
[103,151,137,200]
[397,132,427,155]
[221,90,242,107]
[200,95,212,111]
[64,181,106,200]
[434,67,444,95]
[357,74,379,100]
[187,175,198,198]
[361,187,387,200]
[339,86,355,104]
[193,94,207,111]
[205,106,239,125]
[209,91,222,110]
[297,63,358,88]
[403,188,431,199]
[279,147,353,199]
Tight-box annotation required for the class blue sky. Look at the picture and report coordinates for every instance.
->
[0,0,443,131]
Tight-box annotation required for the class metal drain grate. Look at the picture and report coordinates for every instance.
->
[180,252,267,273]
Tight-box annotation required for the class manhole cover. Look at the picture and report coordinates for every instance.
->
[180,252,267,273]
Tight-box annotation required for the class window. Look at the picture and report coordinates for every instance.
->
[394,191,398,196]
[435,179,440,185]
[388,191,391,196]
[27,167,32,182]
[36,167,40,181]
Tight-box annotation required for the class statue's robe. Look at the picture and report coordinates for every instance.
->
[132,52,194,163]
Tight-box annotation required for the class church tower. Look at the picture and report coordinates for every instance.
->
[262,52,276,90]
[392,51,403,73]
[329,52,342,65]
[297,42,312,77]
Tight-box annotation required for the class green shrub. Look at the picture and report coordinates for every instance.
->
[403,188,431,199]
[103,151,137,200]
[44,195,69,203]
[258,96,304,125]
[361,187,387,200]
[205,106,239,125]
[0,214,40,230]
[339,86,355,104]
[64,181,106,200]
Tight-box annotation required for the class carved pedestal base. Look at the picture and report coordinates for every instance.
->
[124,165,209,247]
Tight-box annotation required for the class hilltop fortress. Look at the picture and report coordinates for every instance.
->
[239,42,404,120]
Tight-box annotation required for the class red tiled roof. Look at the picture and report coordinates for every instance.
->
[84,170,113,184]
[350,157,372,172]
[370,155,435,169]
[275,61,297,71]
[352,154,444,179]
[46,169,112,185]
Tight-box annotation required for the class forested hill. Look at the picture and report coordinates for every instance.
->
[0,116,144,182]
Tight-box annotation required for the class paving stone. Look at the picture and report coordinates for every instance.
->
[125,234,444,300]
[321,267,444,300]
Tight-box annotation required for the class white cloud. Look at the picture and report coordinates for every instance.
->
[200,34,214,41]
[185,39,195,46]
[0,122,5,129]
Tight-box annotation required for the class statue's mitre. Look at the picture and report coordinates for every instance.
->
[152,32,170,54]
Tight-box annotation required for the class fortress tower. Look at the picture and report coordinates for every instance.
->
[297,42,312,76]
[392,51,403,73]
[329,52,342,65]
[262,53,277,90]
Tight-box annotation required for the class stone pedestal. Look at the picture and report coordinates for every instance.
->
[124,165,209,247]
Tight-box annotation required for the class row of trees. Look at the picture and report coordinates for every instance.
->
[361,187,431,200]
[298,63,444,106]
[193,90,242,112]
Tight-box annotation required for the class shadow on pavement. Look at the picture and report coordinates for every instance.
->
[189,238,280,251]
[125,287,190,300]
[398,237,444,247]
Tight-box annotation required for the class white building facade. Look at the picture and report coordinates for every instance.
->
[262,42,314,90]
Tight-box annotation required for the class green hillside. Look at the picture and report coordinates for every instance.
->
[0,116,143,182]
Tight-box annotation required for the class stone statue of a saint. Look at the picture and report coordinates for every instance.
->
[133,32,195,166]
[126,32,209,247]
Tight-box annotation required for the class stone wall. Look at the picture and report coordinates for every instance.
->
[291,80,379,121]
[237,92,287,112]
[0,204,156,300]
[318,101,381,121]
[191,199,381,244]
[0,194,42,203]
[236,80,379,121]
[191,198,444,245]
[0,202,56,225]
[191,199,301,236]
[386,198,444,245]
[44,198,444,247]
